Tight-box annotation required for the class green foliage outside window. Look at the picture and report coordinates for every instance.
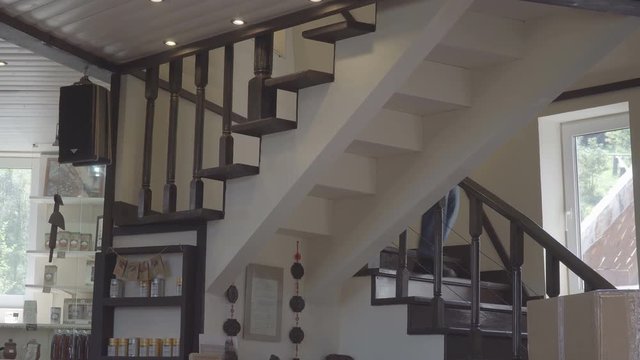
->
[0,169,30,295]
[576,128,632,221]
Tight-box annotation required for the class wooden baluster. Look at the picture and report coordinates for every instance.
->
[163,59,183,213]
[510,222,524,360]
[546,252,560,297]
[138,66,159,217]
[190,51,209,210]
[432,197,446,328]
[220,44,234,166]
[469,195,483,359]
[396,230,409,298]
[248,33,276,121]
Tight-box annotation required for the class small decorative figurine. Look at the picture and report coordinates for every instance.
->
[47,194,65,262]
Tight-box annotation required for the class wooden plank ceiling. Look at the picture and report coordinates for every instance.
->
[0,0,322,63]
[0,38,82,152]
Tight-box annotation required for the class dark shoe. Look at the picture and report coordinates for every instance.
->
[413,257,457,278]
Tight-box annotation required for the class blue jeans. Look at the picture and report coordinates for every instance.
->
[418,186,460,260]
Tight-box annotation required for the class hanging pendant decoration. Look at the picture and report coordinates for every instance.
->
[289,241,305,360]
[47,194,66,263]
[223,285,240,360]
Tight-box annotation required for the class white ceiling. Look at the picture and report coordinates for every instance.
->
[0,0,324,63]
[0,38,82,152]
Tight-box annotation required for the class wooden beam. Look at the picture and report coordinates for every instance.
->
[524,0,640,17]
[0,9,116,82]
[555,77,640,102]
[131,71,247,123]
[119,0,375,72]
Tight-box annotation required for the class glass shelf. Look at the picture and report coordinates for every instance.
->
[30,196,104,205]
[27,250,96,258]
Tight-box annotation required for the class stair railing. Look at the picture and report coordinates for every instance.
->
[459,177,616,360]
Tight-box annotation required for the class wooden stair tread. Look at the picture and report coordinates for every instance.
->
[231,117,297,137]
[113,201,223,227]
[372,296,526,314]
[302,21,376,44]
[198,163,259,180]
[264,70,334,92]
[373,268,510,291]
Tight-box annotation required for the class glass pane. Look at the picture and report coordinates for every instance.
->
[0,168,31,295]
[575,128,638,288]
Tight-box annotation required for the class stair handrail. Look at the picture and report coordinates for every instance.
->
[459,177,615,291]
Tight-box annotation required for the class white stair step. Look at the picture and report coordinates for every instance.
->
[310,153,376,199]
[347,109,423,158]
[278,196,332,240]
[385,60,470,116]
[427,11,525,69]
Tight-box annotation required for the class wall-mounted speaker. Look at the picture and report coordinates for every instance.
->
[58,77,111,166]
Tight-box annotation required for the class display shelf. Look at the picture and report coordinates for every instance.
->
[101,357,179,360]
[27,250,95,258]
[25,284,93,295]
[0,323,91,330]
[103,296,182,307]
[30,196,104,205]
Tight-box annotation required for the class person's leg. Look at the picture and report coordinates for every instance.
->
[415,193,458,277]
[443,186,461,241]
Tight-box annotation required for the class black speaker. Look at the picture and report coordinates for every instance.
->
[58,78,111,166]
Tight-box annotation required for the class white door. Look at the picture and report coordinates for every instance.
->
[561,110,638,293]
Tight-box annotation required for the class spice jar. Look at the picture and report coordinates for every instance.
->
[139,338,149,357]
[172,338,180,357]
[110,278,124,298]
[3,338,17,359]
[151,278,165,297]
[149,338,162,357]
[162,338,173,357]
[128,338,139,357]
[176,277,182,296]
[139,280,150,297]
[107,338,118,356]
[118,338,128,356]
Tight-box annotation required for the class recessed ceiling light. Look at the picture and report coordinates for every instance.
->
[164,40,177,47]
[310,0,323,2]
[149,0,163,2]
[0,61,7,66]
[231,18,245,26]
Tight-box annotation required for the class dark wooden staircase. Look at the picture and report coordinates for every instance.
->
[356,178,617,360]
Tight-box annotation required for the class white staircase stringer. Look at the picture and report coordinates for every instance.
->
[306,11,640,300]
[205,0,475,294]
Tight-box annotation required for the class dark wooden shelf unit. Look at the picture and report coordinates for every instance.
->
[113,201,223,227]
[101,357,179,360]
[103,296,183,307]
[94,243,202,360]
[265,69,334,92]
[302,21,376,43]
[198,163,260,181]
[231,117,297,137]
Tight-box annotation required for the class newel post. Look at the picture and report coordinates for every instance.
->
[138,66,159,217]
[510,222,524,360]
[395,231,409,298]
[469,195,483,359]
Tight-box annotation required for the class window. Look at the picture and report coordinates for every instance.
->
[0,165,31,306]
[561,104,638,292]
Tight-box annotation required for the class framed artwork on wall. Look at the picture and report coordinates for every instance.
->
[243,264,283,342]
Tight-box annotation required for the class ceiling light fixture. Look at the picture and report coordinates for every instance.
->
[164,40,177,47]
[0,61,7,66]
[231,18,245,26]
[310,0,323,2]
[149,0,163,2]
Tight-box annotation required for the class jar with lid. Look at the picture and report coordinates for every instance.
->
[109,278,124,298]
[3,338,17,359]
[127,338,139,357]
[162,338,173,357]
[139,280,150,297]
[151,278,165,297]
[118,338,128,356]
[149,338,162,357]
[172,338,180,357]
[107,338,118,356]
[139,338,148,357]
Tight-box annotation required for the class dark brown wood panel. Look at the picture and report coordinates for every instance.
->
[302,20,376,43]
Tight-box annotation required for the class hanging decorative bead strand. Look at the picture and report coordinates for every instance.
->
[289,241,305,360]
[223,285,240,360]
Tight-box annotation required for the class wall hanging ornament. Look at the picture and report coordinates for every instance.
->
[223,285,240,360]
[289,241,305,360]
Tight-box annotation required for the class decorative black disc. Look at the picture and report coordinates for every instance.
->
[289,327,305,344]
[223,318,241,337]
[291,262,305,280]
[224,351,238,360]
[289,296,306,312]
[269,356,280,360]
[226,285,239,303]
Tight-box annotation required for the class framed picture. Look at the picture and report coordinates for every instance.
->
[63,298,92,325]
[243,264,283,342]
[95,216,104,251]
[43,157,105,197]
